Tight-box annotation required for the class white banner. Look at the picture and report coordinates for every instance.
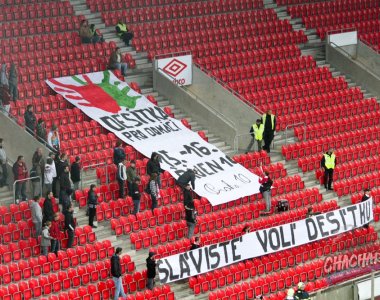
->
[158,200,374,283]
[156,55,192,85]
[46,71,260,206]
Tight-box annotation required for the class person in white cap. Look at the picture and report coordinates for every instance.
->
[295,282,311,300]
[286,288,295,300]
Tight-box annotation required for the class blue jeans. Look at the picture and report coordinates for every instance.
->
[113,277,126,300]
[114,63,128,76]
[51,239,60,254]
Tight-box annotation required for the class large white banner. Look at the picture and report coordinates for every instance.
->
[156,54,192,86]
[46,71,260,206]
[158,200,374,283]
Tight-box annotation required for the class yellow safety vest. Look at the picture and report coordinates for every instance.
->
[252,124,264,141]
[262,113,275,130]
[117,23,127,37]
[324,153,335,169]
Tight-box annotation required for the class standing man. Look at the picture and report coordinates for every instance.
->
[70,156,81,194]
[30,196,43,237]
[13,155,28,203]
[362,188,371,229]
[262,110,276,153]
[321,149,336,191]
[146,252,156,290]
[183,183,193,207]
[64,203,75,249]
[130,176,141,215]
[0,139,7,187]
[31,148,45,197]
[117,159,127,198]
[111,247,126,300]
[126,160,137,194]
[24,104,37,135]
[59,166,71,204]
[246,119,264,153]
[147,152,163,187]
[113,141,126,166]
[185,193,197,239]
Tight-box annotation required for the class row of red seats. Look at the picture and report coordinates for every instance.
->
[228,67,332,94]
[276,0,329,6]
[210,56,315,81]
[332,170,380,196]
[352,188,380,204]
[295,110,380,140]
[248,163,287,179]
[244,77,348,106]
[0,201,32,224]
[360,32,380,52]
[261,87,363,116]
[282,125,380,160]
[232,150,270,168]
[288,0,380,18]
[9,94,66,114]
[0,16,85,38]
[0,0,55,4]
[298,140,380,172]
[0,1,73,21]
[374,206,380,222]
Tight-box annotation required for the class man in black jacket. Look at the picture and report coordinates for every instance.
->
[147,152,163,187]
[130,177,141,215]
[177,168,197,190]
[183,184,193,207]
[111,247,126,299]
[59,166,71,205]
[64,203,75,248]
[113,141,126,166]
[146,252,156,290]
[70,156,81,194]
[24,105,37,135]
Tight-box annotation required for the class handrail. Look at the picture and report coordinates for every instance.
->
[329,41,356,60]
[13,176,42,204]
[233,132,252,154]
[285,122,306,145]
[154,50,192,60]
[156,67,238,132]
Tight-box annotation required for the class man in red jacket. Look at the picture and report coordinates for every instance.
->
[13,155,28,203]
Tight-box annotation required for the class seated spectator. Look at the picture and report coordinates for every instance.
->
[79,20,103,44]
[90,24,103,41]
[36,119,47,143]
[47,125,60,152]
[24,105,37,135]
[116,20,134,46]
[108,48,128,76]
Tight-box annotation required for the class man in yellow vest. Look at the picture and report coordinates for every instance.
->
[246,119,264,153]
[262,110,276,153]
[321,149,336,191]
[116,20,134,46]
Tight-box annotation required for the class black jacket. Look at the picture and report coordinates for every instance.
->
[129,182,141,200]
[183,189,193,207]
[24,111,36,131]
[190,243,200,250]
[64,211,75,231]
[70,162,81,183]
[61,193,71,215]
[56,159,68,179]
[43,198,54,222]
[113,147,126,165]
[177,169,196,189]
[147,152,162,175]
[87,190,98,207]
[185,204,196,223]
[59,172,71,191]
[111,254,122,277]
[294,290,310,300]
[362,194,370,202]
[146,257,156,278]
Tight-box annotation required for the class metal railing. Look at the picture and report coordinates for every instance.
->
[329,41,357,60]
[284,122,306,145]
[154,50,192,61]
[81,162,109,190]
[13,176,42,204]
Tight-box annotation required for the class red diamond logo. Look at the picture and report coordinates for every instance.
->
[163,59,187,77]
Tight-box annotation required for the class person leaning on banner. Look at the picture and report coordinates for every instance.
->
[362,188,371,229]
[294,282,311,300]
[176,168,197,190]
[116,20,134,46]
[262,109,276,153]
[321,149,336,191]
[183,183,193,207]
[190,236,201,250]
[246,118,264,153]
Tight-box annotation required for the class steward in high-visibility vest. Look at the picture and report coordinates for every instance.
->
[321,149,336,190]
[246,119,264,152]
[116,21,134,46]
[262,110,276,153]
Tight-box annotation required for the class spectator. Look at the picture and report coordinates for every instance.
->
[47,152,57,195]
[41,221,54,256]
[50,212,61,255]
[116,20,134,46]
[108,47,128,76]
[246,119,264,153]
[362,189,371,229]
[262,110,276,153]
[185,198,197,239]
[0,138,7,187]
[59,166,71,205]
[242,225,251,234]
[24,104,37,135]
[64,203,75,248]
[87,184,98,228]
[117,158,127,198]
[31,148,45,197]
[147,152,163,187]
[89,24,104,41]
[42,191,55,224]
[148,173,160,212]
[190,236,201,250]
[47,125,60,152]
[286,288,295,300]
[183,183,193,207]
[0,84,11,114]
[56,153,68,180]
[70,156,81,193]
[321,149,336,191]
[36,119,47,143]
[126,160,137,194]
[294,282,311,300]
[61,188,73,215]
[44,158,55,194]
[113,140,126,166]
[259,171,273,213]
[9,63,18,101]
[79,20,102,44]
[111,247,126,300]
[177,168,196,190]
[30,196,43,237]
[130,176,141,215]
[146,252,156,290]
[12,155,28,203]
[0,64,8,86]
